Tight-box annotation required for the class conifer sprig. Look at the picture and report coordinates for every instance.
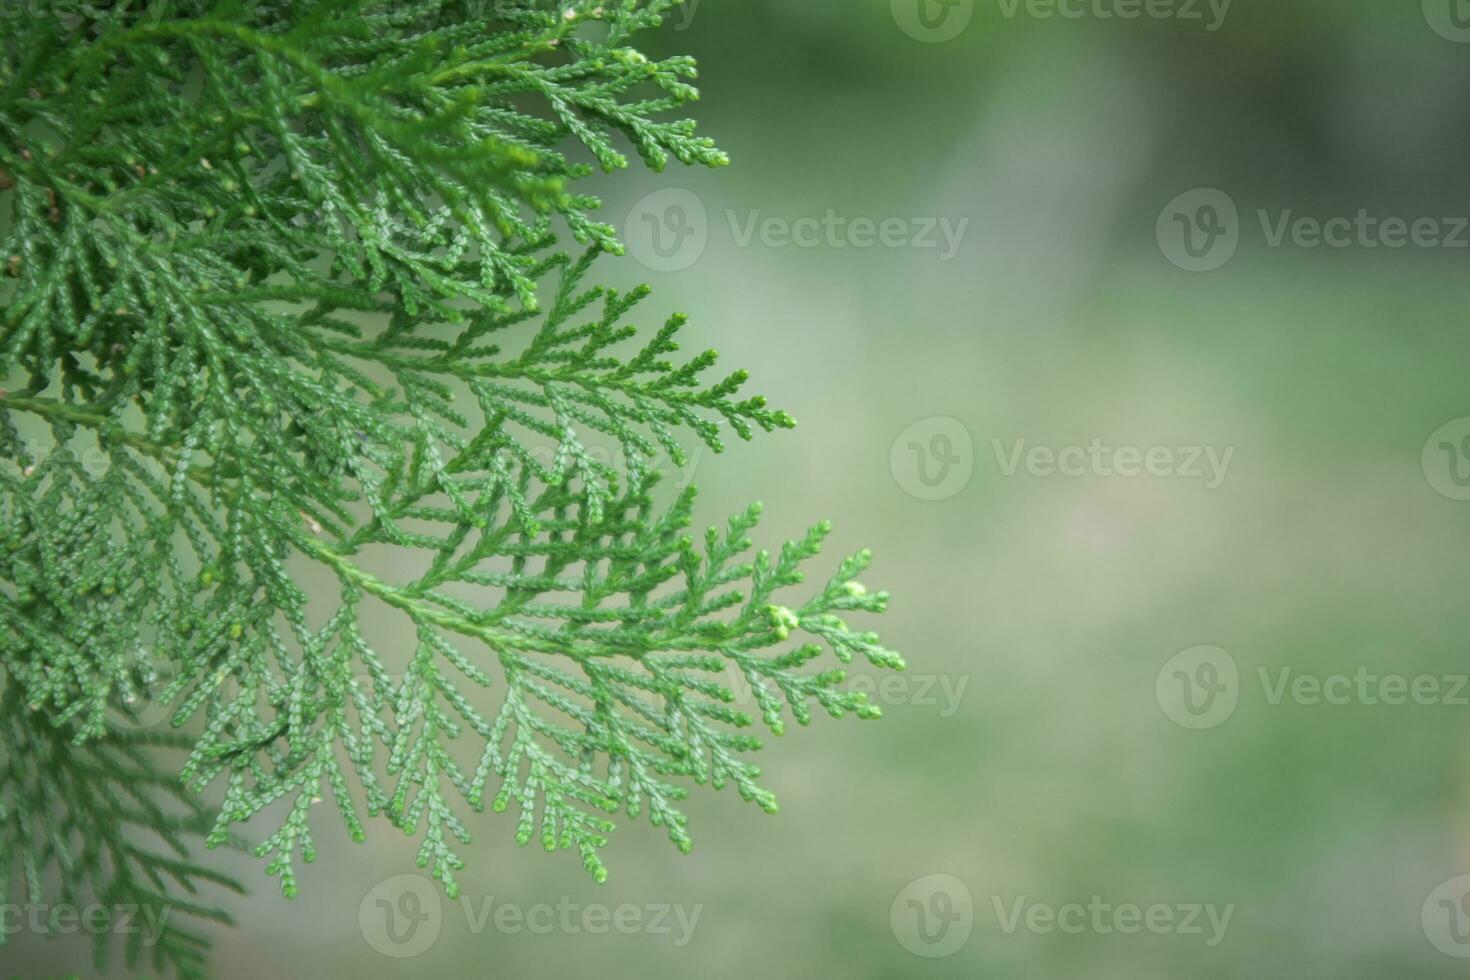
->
[0,1,903,974]
[0,687,245,980]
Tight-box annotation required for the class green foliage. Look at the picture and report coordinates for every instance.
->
[0,687,244,979]
[0,0,903,973]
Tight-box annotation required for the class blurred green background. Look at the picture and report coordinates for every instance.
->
[16,0,1470,976]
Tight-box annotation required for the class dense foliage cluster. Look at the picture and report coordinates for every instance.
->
[0,1,902,974]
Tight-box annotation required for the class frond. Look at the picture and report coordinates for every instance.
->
[0,7,904,975]
[0,688,245,979]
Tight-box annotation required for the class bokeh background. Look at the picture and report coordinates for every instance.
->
[14,0,1470,976]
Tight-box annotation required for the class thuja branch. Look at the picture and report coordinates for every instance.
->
[0,3,903,975]
[2,393,642,659]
